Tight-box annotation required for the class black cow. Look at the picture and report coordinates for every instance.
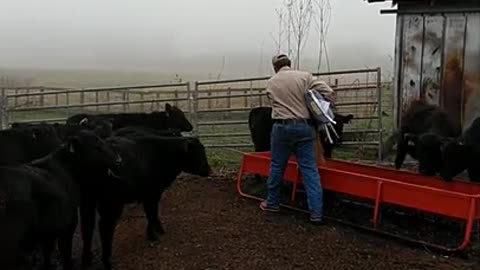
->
[56,120,113,141]
[79,134,210,270]
[10,120,113,142]
[0,130,121,270]
[66,103,193,132]
[113,126,182,138]
[0,124,62,166]
[439,117,480,182]
[394,100,461,175]
[248,106,354,158]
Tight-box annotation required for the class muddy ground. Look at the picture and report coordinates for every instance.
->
[65,171,480,270]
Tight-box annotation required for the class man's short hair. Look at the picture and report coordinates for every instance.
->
[272,54,291,70]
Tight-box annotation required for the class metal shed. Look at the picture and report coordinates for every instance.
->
[367,0,480,130]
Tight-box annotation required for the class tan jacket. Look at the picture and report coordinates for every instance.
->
[266,66,314,119]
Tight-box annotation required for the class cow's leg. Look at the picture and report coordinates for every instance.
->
[80,198,97,268]
[253,145,268,183]
[98,202,123,270]
[143,196,164,241]
[39,239,55,270]
[394,139,408,169]
[58,211,78,270]
[323,143,333,158]
[468,166,480,183]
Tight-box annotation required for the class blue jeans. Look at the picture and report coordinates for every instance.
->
[266,122,323,219]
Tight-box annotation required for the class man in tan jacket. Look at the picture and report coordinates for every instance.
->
[259,54,323,223]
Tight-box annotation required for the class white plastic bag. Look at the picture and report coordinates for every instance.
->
[305,89,339,144]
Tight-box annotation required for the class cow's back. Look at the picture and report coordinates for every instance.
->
[248,107,273,152]
[400,101,460,137]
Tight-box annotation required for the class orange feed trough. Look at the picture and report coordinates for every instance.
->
[236,151,480,252]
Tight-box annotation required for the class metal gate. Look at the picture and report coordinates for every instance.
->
[194,68,385,160]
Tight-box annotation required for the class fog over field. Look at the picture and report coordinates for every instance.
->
[0,0,395,86]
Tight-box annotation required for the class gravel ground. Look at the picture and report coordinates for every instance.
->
[69,172,480,270]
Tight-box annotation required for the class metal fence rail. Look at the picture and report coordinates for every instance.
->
[0,67,389,161]
[0,83,191,127]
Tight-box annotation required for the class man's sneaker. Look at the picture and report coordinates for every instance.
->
[259,201,280,212]
[309,216,324,225]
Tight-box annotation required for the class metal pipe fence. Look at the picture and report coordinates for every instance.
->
[194,68,386,161]
[0,67,391,161]
[1,83,191,126]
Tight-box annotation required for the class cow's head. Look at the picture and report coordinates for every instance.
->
[12,123,63,151]
[87,119,113,138]
[331,113,354,144]
[163,103,193,132]
[404,132,444,176]
[66,118,114,140]
[32,124,62,149]
[181,137,211,177]
[439,138,469,182]
[65,130,122,180]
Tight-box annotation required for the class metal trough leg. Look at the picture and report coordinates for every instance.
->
[290,166,301,202]
[456,198,476,251]
[236,159,253,199]
[372,182,383,228]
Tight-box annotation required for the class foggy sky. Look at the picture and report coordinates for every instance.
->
[0,0,395,75]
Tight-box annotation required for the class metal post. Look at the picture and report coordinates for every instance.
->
[26,88,30,106]
[95,91,100,112]
[106,91,111,112]
[126,90,130,111]
[377,67,383,162]
[65,90,70,118]
[0,88,6,129]
[207,91,212,109]
[14,88,18,107]
[186,83,192,123]
[258,89,263,107]
[249,81,254,108]
[244,89,248,107]
[193,82,199,136]
[39,88,45,107]
[174,90,178,107]
[227,87,231,108]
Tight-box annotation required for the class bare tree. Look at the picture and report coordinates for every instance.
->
[288,0,314,69]
[271,8,285,54]
[313,0,332,73]
[285,0,293,57]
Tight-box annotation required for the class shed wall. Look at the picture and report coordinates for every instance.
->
[395,11,480,130]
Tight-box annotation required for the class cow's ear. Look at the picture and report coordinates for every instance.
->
[165,103,172,111]
[67,136,79,153]
[439,140,447,152]
[79,117,89,126]
[31,128,39,139]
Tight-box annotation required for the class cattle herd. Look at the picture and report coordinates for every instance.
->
[393,100,480,182]
[0,100,479,270]
[0,103,210,270]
